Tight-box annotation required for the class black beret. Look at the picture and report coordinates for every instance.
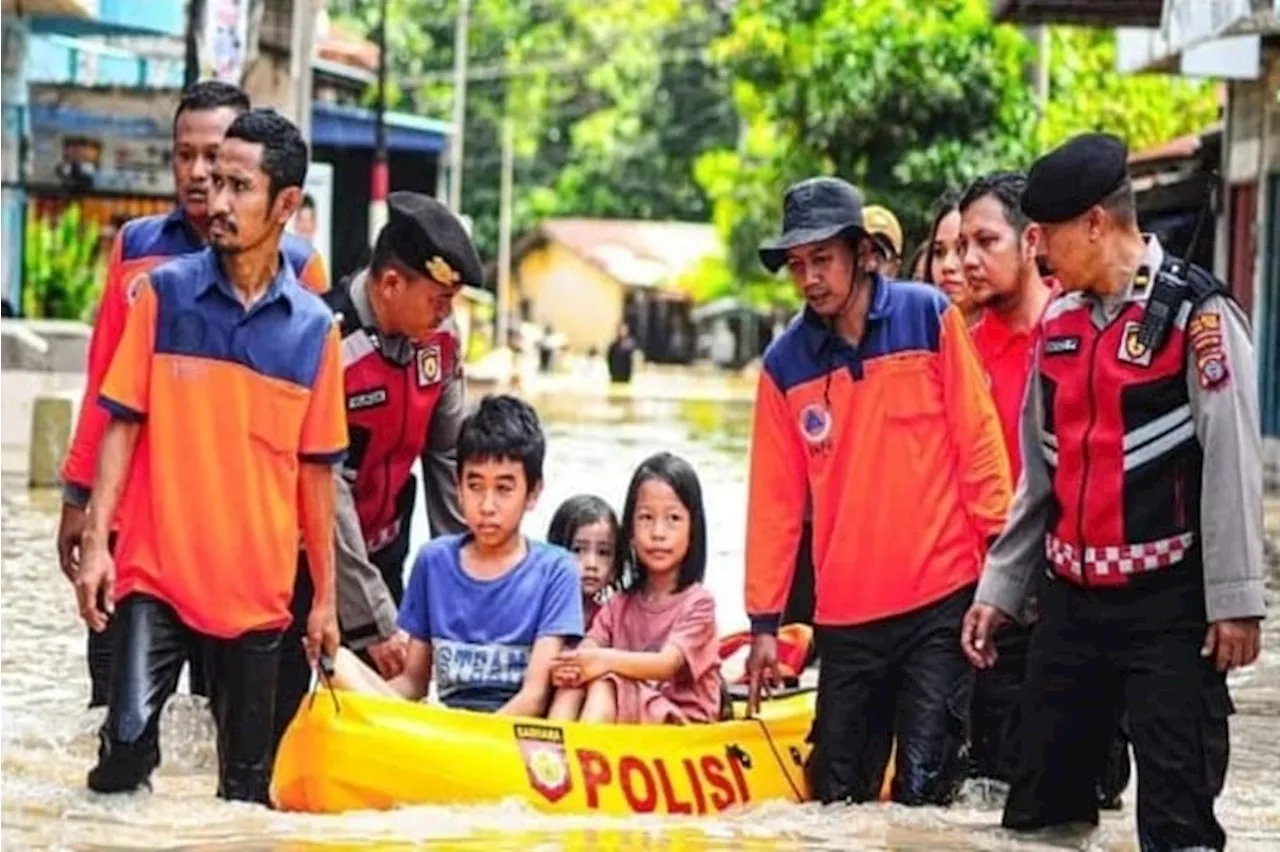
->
[381,191,482,288]
[1021,133,1129,224]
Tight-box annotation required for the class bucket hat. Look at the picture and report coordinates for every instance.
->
[759,177,867,273]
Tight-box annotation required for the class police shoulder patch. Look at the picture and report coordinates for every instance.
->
[1116,321,1153,367]
[417,344,443,387]
[1188,311,1229,390]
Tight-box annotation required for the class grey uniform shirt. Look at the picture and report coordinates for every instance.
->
[976,238,1266,624]
[332,271,468,648]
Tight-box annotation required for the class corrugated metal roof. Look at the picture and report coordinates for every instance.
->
[992,0,1163,27]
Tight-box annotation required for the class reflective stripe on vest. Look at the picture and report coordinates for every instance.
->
[1045,531,1195,587]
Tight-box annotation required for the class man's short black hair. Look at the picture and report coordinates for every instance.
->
[223,109,308,201]
[301,193,316,211]
[174,80,249,126]
[369,227,410,277]
[456,394,546,488]
[960,171,1031,233]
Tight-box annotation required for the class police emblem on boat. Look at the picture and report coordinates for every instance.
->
[1117,321,1153,367]
[799,403,832,446]
[416,344,443,387]
[514,724,573,804]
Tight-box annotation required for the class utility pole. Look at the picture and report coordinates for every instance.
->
[447,0,470,214]
[369,0,389,243]
[184,0,205,87]
[496,117,513,353]
[289,0,315,142]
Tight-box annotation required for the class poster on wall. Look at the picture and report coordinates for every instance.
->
[290,162,333,278]
[204,0,251,83]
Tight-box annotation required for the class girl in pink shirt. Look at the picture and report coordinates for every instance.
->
[547,494,623,630]
[548,453,720,725]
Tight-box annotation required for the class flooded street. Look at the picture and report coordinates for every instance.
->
[3,395,1278,851]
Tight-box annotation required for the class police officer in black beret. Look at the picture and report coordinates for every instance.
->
[963,133,1265,850]
[273,192,480,746]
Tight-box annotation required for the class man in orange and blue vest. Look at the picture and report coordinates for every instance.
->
[56,81,328,710]
[73,109,345,804]
[963,133,1265,851]
[744,176,1012,805]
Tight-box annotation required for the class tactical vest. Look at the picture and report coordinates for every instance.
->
[326,275,459,552]
[1036,257,1223,587]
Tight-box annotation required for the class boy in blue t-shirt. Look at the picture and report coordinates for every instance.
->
[330,395,583,715]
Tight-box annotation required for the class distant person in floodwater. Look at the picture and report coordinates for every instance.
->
[606,322,636,384]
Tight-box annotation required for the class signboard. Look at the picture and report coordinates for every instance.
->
[1160,0,1253,55]
[290,162,334,278]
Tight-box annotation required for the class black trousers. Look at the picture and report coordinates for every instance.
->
[84,537,205,708]
[1003,567,1230,852]
[969,622,1033,782]
[88,594,283,804]
[273,508,413,750]
[807,585,975,806]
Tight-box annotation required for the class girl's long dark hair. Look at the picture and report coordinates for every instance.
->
[922,187,962,285]
[621,452,708,594]
[547,494,625,588]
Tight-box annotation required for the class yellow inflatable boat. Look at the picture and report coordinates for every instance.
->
[270,687,816,816]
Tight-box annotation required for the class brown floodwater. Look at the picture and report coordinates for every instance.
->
[3,394,1278,851]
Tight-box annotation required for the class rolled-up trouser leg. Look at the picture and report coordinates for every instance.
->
[272,555,312,751]
[889,585,975,806]
[806,625,892,804]
[207,627,284,805]
[88,594,190,793]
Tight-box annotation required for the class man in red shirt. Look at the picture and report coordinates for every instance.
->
[958,171,1051,784]
[960,171,1130,806]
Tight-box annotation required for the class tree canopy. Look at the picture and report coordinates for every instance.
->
[330,0,1220,305]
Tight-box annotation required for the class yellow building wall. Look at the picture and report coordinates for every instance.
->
[515,243,626,353]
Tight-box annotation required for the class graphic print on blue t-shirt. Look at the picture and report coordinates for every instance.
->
[397,534,584,712]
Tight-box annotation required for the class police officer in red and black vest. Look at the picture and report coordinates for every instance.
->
[961,133,1265,851]
[274,192,476,744]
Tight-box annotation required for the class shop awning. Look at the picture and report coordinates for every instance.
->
[991,0,1163,26]
[28,100,164,138]
[310,101,450,155]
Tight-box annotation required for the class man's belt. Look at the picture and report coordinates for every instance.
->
[1045,531,1195,587]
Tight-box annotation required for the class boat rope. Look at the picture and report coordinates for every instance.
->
[748,716,805,804]
[307,652,342,715]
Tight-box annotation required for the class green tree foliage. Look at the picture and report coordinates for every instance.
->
[695,0,1038,294]
[22,205,102,320]
[328,0,737,266]
[1038,27,1220,152]
[330,1,1220,306]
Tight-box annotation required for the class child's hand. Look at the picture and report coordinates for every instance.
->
[552,648,610,685]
